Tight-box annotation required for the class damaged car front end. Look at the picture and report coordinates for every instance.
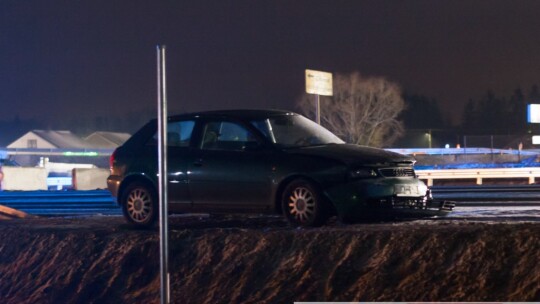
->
[320,155,455,222]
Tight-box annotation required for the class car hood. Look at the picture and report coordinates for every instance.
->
[285,144,415,166]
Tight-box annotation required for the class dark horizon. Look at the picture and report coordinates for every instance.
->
[4,1,540,129]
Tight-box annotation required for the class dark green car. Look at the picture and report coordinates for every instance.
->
[107,109,453,227]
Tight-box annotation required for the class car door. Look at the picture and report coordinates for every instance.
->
[148,119,196,206]
[188,119,274,212]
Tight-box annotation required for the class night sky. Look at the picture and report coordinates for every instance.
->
[3,0,540,126]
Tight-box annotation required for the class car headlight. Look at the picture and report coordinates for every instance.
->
[349,168,378,179]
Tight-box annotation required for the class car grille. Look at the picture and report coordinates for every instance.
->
[379,167,416,177]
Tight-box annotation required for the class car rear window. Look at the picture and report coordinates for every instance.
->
[148,120,195,147]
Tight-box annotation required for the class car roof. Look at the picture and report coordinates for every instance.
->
[168,109,297,121]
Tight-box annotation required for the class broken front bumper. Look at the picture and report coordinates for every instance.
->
[336,197,456,222]
[370,196,455,211]
[364,197,456,218]
[326,177,455,220]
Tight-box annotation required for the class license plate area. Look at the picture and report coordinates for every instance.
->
[394,184,421,196]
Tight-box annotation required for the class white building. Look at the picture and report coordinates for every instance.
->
[84,132,131,149]
[7,130,90,149]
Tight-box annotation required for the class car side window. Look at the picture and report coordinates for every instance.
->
[148,120,195,147]
[200,121,258,151]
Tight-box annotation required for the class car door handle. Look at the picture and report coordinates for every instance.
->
[193,159,203,167]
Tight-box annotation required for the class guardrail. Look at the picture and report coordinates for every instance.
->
[1,148,114,156]
[417,167,540,186]
[0,190,119,215]
[388,147,539,156]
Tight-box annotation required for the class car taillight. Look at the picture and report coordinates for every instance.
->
[109,149,117,173]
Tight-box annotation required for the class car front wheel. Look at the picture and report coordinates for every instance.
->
[282,179,329,227]
[121,182,157,227]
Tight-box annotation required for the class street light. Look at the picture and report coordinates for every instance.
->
[425,130,432,148]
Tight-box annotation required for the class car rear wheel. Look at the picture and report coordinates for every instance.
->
[282,179,329,227]
[121,182,157,227]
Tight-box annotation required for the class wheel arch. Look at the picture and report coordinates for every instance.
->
[117,174,157,206]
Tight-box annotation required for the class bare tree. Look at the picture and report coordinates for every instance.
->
[298,72,405,147]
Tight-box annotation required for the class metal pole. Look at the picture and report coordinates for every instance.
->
[316,94,321,124]
[157,45,170,304]
[464,135,467,161]
[490,135,494,162]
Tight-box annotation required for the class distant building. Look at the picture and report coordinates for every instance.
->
[5,130,123,167]
[84,132,131,149]
[7,130,90,149]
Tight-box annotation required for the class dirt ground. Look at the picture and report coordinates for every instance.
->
[0,213,539,304]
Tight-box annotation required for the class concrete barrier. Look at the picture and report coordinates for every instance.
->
[1,167,48,191]
[41,159,96,175]
[72,168,109,190]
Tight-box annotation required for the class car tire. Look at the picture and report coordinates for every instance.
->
[121,182,158,227]
[281,179,329,227]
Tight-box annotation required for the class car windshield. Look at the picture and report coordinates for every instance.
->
[251,114,344,148]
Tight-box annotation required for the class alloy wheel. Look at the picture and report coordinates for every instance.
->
[126,187,154,223]
[287,186,316,224]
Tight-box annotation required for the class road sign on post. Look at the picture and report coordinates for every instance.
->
[305,69,333,124]
[306,69,333,96]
